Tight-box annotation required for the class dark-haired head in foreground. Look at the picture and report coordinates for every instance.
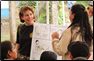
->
[68,41,91,60]
[1,40,17,60]
[40,51,57,60]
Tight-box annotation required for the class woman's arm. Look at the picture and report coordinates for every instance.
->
[52,28,71,56]
[16,25,22,54]
[16,44,20,54]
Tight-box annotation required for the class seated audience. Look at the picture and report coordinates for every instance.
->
[1,40,17,60]
[40,51,57,60]
[73,57,88,60]
[68,41,91,60]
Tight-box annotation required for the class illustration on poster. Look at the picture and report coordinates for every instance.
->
[35,40,49,51]
[30,23,68,60]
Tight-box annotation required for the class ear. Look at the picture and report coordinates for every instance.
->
[73,14,75,18]
[21,16,24,20]
[8,50,12,57]
[88,53,91,59]
[69,54,73,60]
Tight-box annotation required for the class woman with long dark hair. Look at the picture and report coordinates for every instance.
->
[51,4,93,60]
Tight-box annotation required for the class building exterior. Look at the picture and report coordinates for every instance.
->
[1,1,9,18]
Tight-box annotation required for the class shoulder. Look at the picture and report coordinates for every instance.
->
[18,24,24,28]
[17,24,24,31]
[64,27,71,33]
[64,26,80,34]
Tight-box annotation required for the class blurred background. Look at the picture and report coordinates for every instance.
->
[1,1,90,42]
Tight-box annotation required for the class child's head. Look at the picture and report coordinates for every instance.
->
[73,57,88,60]
[68,41,91,60]
[1,40,17,60]
[19,5,35,23]
[40,51,57,60]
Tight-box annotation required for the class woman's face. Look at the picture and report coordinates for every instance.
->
[21,10,34,26]
[69,10,75,23]
[8,44,17,60]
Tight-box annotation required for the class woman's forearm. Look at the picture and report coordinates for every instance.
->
[16,44,20,54]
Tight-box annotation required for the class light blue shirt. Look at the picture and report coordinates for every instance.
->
[67,1,76,8]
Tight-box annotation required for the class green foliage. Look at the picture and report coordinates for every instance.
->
[76,1,88,7]
[16,1,89,25]
[1,34,10,42]
[17,1,37,10]
[58,1,64,25]
[39,7,46,24]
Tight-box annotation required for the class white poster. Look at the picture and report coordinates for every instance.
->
[30,23,68,60]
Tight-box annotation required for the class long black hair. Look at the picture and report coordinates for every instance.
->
[1,41,12,60]
[68,4,93,46]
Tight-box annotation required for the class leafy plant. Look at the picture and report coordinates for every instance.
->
[16,1,89,25]
[76,1,88,7]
